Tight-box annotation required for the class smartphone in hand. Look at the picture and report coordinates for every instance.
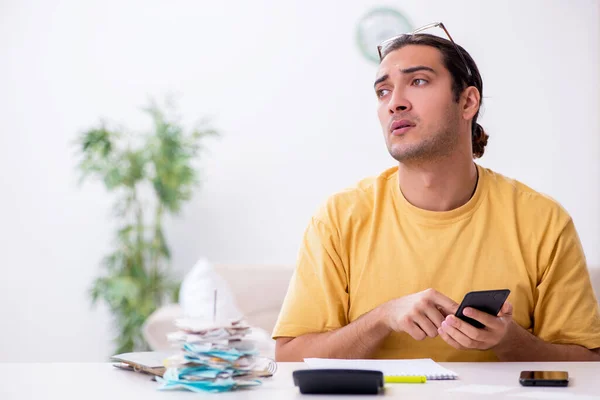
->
[455,289,510,329]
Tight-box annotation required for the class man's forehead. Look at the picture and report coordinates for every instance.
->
[376,45,444,76]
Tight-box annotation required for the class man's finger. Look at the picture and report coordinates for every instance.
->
[498,301,513,316]
[429,290,459,315]
[426,307,446,329]
[414,314,439,338]
[404,321,428,341]
[438,326,463,350]
[440,320,482,349]
[445,315,489,342]
[463,307,499,329]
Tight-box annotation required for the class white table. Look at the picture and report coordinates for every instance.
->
[1,362,599,399]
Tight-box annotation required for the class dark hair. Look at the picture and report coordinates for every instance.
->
[381,34,488,158]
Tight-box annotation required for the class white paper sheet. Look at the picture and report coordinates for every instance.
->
[447,384,516,394]
[510,393,600,400]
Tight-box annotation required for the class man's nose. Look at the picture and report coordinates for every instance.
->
[388,91,411,114]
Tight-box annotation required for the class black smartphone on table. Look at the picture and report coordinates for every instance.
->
[519,371,569,387]
[454,289,510,329]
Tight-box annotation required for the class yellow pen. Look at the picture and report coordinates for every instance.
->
[384,375,427,384]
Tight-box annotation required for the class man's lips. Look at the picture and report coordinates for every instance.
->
[390,119,416,135]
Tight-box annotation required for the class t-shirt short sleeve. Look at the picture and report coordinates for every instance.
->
[533,218,600,350]
[272,216,349,339]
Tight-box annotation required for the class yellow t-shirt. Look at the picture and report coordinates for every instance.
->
[273,164,600,361]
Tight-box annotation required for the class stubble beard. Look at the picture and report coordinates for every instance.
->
[388,107,460,164]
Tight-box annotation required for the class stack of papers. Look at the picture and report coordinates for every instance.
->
[158,319,276,393]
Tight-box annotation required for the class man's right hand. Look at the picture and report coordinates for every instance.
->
[276,288,459,361]
[380,288,459,341]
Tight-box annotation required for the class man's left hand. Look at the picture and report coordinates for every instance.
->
[437,301,513,350]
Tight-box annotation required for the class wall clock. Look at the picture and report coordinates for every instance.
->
[356,7,413,63]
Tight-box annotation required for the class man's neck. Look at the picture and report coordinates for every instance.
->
[397,157,478,212]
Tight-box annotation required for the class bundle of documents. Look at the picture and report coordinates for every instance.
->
[111,351,172,377]
[157,318,277,393]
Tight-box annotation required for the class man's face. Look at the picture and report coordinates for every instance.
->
[374,45,462,163]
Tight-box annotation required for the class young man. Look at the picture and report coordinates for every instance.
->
[272,24,600,362]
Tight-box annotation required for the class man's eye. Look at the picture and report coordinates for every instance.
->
[412,78,428,86]
[376,88,390,98]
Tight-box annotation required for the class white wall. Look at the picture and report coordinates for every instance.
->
[0,0,598,362]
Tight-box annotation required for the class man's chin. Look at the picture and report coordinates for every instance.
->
[388,144,427,163]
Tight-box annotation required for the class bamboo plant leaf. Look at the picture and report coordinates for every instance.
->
[77,99,219,354]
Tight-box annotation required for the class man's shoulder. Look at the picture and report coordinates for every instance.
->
[313,166,397,224]
[483,166,572,224]
[331,166,397,204]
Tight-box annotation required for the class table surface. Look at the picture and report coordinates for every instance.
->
[1,361,599,399]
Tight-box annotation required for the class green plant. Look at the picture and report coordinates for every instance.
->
[76,101,218,355]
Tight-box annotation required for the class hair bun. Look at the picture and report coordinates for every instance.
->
[472,123,489,158]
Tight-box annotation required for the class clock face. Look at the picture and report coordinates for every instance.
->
[356,7,413,63]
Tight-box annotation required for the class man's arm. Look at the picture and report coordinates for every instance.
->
[494,320,600,361]
[276,305,391,361]
[276,288,459,361]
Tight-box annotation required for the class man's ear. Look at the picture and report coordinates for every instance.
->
[461,87,481,121]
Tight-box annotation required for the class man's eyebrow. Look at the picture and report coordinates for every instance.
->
[400,65,437,75]
[374,66,437,88]
[374,74,389,88]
